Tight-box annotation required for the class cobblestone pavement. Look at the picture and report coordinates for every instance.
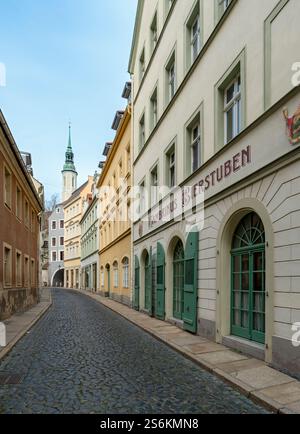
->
[0,289,270,414]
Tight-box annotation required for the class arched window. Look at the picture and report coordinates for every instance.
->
[122,257,129,288]
[113,261,119,288]
[173,240,185,320]
[231,212,266,344]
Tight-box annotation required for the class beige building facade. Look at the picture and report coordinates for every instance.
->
[98,95,132,307]
[64,177,93,289]
[130,0,300,377]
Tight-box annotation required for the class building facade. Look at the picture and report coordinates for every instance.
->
[129,0,300,377]
[48,204,65,287]
[80,176,100,292]
[98,89,132,306]
[0,110,43,320]
[64,177,93,289]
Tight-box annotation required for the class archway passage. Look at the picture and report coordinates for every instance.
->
[52,268,64,288]
[231,212,266,344]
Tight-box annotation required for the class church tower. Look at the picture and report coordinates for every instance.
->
[62,124,78,202]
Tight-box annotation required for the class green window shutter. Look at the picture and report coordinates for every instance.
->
[184,231,199,333]
[145,248,153,314]
[134,256,140,311]
[156,242,165,320]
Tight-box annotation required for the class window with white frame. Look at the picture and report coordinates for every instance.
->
[52,221,56,230]
[191,14,200,64]
[216,0,231,21]
[139,113,146,149]
[122,257,129,288]
[60,251,64,261]
[150,12,158,52]
[166,54,176,102]
[52,237,56,247]
[52,251,57,262]
[166,144,176,188]
[150,87,158,130]
[150,165,158,206]
[224,75,241,144]
[113,262,119,288]
[139,181,146,215]
[186,112,201,174]
[139,48,145,82]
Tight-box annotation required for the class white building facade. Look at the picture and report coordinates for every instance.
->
[80,179,100,292]
[48,205,65,287]
[130,0,300,377]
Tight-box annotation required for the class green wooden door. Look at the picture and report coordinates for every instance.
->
[156,243,165,320]
[134,256,140,311]
[145,249,152,314]
[231,212,266,344]
[173,240,185,320]
[183,231,199,334]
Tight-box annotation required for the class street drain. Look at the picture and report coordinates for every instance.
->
[0,373,24,385]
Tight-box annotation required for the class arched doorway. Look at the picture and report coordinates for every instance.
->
[52,268,64,287]
[231,212,266,344]
[173,240,185,320]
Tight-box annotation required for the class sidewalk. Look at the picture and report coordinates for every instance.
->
[76,288,300,415]
[0,288,52,361]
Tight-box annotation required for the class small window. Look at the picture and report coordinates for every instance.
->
[16,251,22,287]
[31,259,35,287]
[113,262,119,288]
[139,181,146,215]
[186,110,202,175]
[166,144,176,188]
[60,237,64,246]
[139,113,146,149]
[150,87,158,130]
[150,12,158,53]
[4,166,12,209]
[24,256,29,288]
[165,51,176,104]
[52,238,56,247]
[16,185,22,220]
[191,15,200,63]
[122,257,129,288]
[224,75,241,144]
[52,251,57,262]
[139,48,145,82]
[151,165,158,206]
[60,220,64,229]
[25,199,29,227]
[52,221,56,230]
[60,251,64,261]
[217,0,231,20]
[3,244,12,287]
[31,210,35,233]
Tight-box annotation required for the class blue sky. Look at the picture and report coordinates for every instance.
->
[0,0,137,201]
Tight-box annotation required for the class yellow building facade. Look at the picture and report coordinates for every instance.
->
[64,177,93,288]
[98,101,132,306]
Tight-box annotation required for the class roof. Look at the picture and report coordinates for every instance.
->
[0,110,43,211]
[111,111,125,131]
[63,181,89,207]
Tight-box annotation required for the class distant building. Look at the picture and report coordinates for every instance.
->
[0,110,43,320]
[62,125,78,203]
[80,174,100,292]
[48,204,65,287]
[64,177,94,289]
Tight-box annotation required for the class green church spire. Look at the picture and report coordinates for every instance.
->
[63,123,77,173]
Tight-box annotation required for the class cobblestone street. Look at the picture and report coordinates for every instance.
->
[0,289,269,414]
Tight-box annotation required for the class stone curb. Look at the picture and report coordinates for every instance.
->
[0,290,53,362]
